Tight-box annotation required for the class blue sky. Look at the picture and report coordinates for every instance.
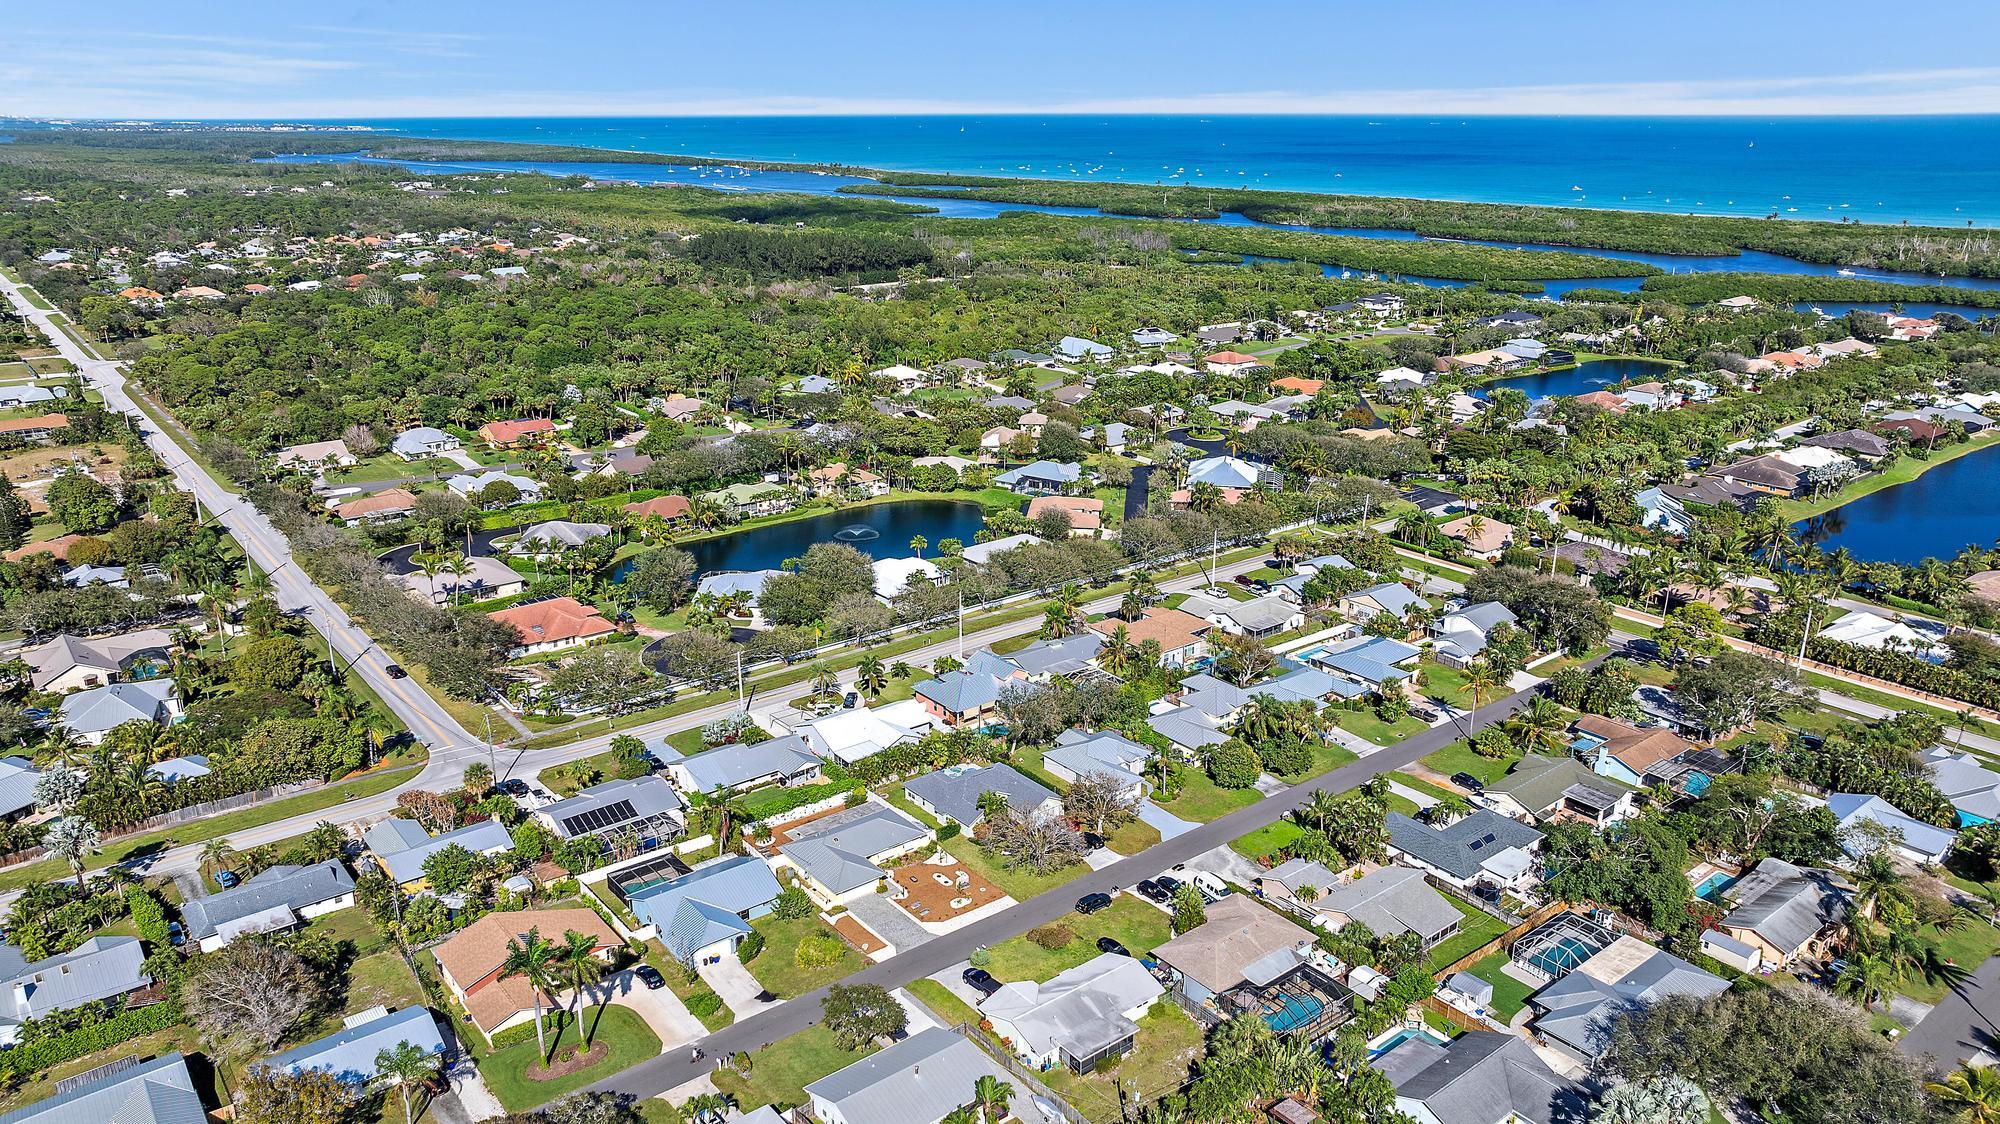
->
[11,1,2000,119]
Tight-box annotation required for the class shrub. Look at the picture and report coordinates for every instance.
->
[489,1009,572,1051]
[684,990,724,1018]
[1207,740,1262,789]
[736,931,766,963]
[0,1001,184,1078]
[126,888,170,947]
[1255,739,1312,777]
[772,886,815,920]
[936,822,961,841]
[969,946,992,968]
[1027,923,1073,950]
[1472,726,1517,759]
[794,931,848,969]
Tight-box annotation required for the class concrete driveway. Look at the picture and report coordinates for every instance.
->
[580,969,706,1052]
[698,955,781,1020]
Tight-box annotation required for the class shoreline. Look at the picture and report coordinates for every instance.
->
[1780,431,2000,522]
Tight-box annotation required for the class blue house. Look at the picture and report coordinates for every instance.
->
[1569,715,1694,789]
[1054,336,1114,362]
[629,854,783,965]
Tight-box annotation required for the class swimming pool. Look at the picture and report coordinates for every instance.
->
[1694,871,1739,902]
[1264,993,1325,1033]
[1368,1026,1452,1057]
[1520,935,1600,978]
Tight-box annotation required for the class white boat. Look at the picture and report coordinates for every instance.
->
[1837,268,1857,276]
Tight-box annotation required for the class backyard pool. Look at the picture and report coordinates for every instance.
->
[1518,935,1601,978]
[1367,1025,1453,1058]
[1263,992,1326,1034]
[1693,871,1740,902]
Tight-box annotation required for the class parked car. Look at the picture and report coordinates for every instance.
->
[843,691,859,709]
[1097,937,1131,957]
[1075,892,1113,915]
[500,778,531,796]
[962,967,1001,996]
[1450,772,1486,794]
[1081,832,1107,851]
[1136,879,1169,903]
[166,921,184,947]
[214,870,240,890]
[1234,575,1257,587]
[384,664,408,679]
[633,964,666,990]
[1154,875,1182,898]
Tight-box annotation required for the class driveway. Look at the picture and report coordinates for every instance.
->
[584,970,706,1052]
[847,893,936,953]
[1901,953,2000,1067]
[698,954,780,1020]
[1138,802,1198,840]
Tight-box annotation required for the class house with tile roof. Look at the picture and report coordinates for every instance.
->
[1026,494,1103,537]
[474,418,555,447]
[434,908,620,1039]
[486,596,618,656]
[628,854,782,964]
[623,494,691,522]
[334,487,418,524]
[1087,607,1210,667]
[1436,516,1516,561]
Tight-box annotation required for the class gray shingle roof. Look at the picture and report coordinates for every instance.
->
[779,803,928,895]
[1379,1031,1580,1124]
[1386,811,1543,882]
[1485,755,1627,818]
[1529,939,1728,1060]
[1318,866,1463,942]
[806,1028,1009,1124]
[676,735,821,793]
[181,860,355,943]
[0,1052,206,1124]
[904,763,1057,826]
[1046,730,1151,790]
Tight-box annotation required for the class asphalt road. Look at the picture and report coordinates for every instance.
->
[571,643,1620,1108]
[1901,949,2000,1068]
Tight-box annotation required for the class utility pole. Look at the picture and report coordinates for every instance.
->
[735,650,746,712]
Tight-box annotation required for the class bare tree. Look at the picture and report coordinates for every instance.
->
[985,808,1086,874]
[1062,771,1139,835]
[185,936,322,1054]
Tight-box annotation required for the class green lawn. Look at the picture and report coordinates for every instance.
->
[1462,950,1539,1022]
[1390,771,1460,802]
[1778,433,2000,521]
[943,835,1090,901]
[1419,740,1522,788]
[712,1025,873,1112]
[983,895,1172,983]
[1293,741,1360,780]
[1415,661,1479,709]
[745,915,868,998]
[1152,772,1262,823]
[1425,897,1512,974]
[477,1004,661,1112]
[1231,819,1303,862]
[1104,816,1161,856]
[1334,708,1429,746]
[1895,916,2000,1003]
[1041,1004,1204,1124]
[0,1025,218,1114]
[642,943,733,1032]
[908,977,982,1027]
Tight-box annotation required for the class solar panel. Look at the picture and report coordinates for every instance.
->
[560,798,636,837]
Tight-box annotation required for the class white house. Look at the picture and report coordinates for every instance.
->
[980,953,1163,1073]
[390,427,460,460]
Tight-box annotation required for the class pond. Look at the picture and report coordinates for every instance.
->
[1792,444,2000,564]
[1477,357,1681,401]
[614,499,988,581]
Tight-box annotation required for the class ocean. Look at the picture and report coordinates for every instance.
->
[290,114,2000,228]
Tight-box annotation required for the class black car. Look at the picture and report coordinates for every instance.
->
[962,967,1002,996]
[1082,832,1107,851]
[1075,892,1114,915]
[843,691,859,709]
[384,664,408,679]
[500,779,531,796]
[1155,875,1182,897]
[1450,772,1486,794]
[1136,878,1169,903]
[634,964,667,990]
[1096,937,1131,957]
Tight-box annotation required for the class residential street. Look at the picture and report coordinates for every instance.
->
[1901,954,2000,1068]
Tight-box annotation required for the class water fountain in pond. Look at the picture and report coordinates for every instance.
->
[832,526,880,543]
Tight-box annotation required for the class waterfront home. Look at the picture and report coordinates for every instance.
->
[1473,310,1546,333]
[1311,865,1462,948]
[1151,894,1315,1008]
[335,487,418,524]
[181,860,357,952]
[487,596,617,656]
[1569,714,1696,787]
[1708,454,1806,497]
[1799,428,1893,460]
[1923,746,2000,826]
[447,469,542,505]
[1483,754,1632,826]
[980,952,1163,1074]
[1439,349,1532,376]
[1373,1029,1582,1124]
[1386,810,1543,894]
[22,628,174,693]
[1186,454,1268,490]
[1716,295,1760,312]
[1374,366,1433,394]
[363,817,514,892]
[58,679,181,744]
[513,519,611,556]
[434,908,619,1040]
[994,459,1083,495]
[904,762,1058,828]
[805,1027,1017,1124]
[628,854,782,965]
[623,494,692,523]
[0,935,152,1047]
[1026,494,1103,536]
[532,776,685,848]
[1203,350,1261,376]
[0,1052,206,1123]
[475,418,556,447]
[1428,601,1519,667]
[1499,337,1548,362]
[1827,793,1957,864]
[959,532,1041,566]
[1044,729,1153,798]
[699,481,793,516]
[1526,936,1728,1064]
[1088,607,1211,667]
[807,462,889,497]
[912,455,976,475]
[395,554,526,605]
[275,438,356,470]
[1701,858,1851,972]
[670,734,822,795]
[980,424,1026,453]
[774,801,931,907]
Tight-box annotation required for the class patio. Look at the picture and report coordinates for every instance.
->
[888,853,1005,922]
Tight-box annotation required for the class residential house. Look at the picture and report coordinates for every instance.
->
[1428,601,1519,667]
[904,763,1058,828]
[775,801,932,906]
[1181,592,1303,639]
[1305,635,1421,693]
[1399,484,1463,517]
[1526,935,1729,1064]
[1130,326,1177,347]
[1483,755,1633,826]
[1373,1030,1582,1124]
[653,395,706,422]
[434,908,620,1039]
[58,679,180,744]
[911,656,1019,728]
[1817,609,1945,659]
[1440,349,1532,377]
[1248,664,1368,705]
[668,734,823,796]
[628,854,783,964]
[1374,366,1433,394]
[335,488,418,524]
[146,755,212,784]
[262,1005,447,1086]
[1337,582,1425,624]
[0,414,70,443]
[912,455,976,475]
[1569,715,1695,787]
[23,629,174,693]
[1269,376,1325,397]
[1055,336,1114,363]
[872,556,943,601]
[1026,495,1103,537]
[396,554,526,604]
[1088,607,1211,668]
[1800,428,1893,460]
[1634,486,1695,537]
[447,470,542,504]
[994,460,1083,495]
[1309,865,1463,947]
[959,533,1042,566]
[0,1053,206,1124]
[532,776,686,850]
[363,817,514,892]
[1045,729,1153,799]
[1003,632,1103,679]
[869,364,929,390]
[1923,746,2000,826]
[0,384,64,410]
[980,953,1163,1073]
[181,860,357,952]
[796,701,937,765]
[623,494,692,523]
[513,520,611,556]
[1385,810,1543,894]
[486,596,618,657]
[1186,455,1268,490]
[0,936,152,1047]
[805,1028,1019,1124]
[1709,455,1806,497]
[1436,516,1516,562]
[1827,793,1956,865]
[61,564,127,589]
[1203,350,1261,376]
[1151,894,1315,1008]
[1473,310,1545,334]
[1097,422,1134,452]
[700,482,793,517]
[275,439,356,471]
[475,418,556,447]
[1701,857,1852,972]
[1716,295,1760,312]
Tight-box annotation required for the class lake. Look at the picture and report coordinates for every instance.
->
[616,499,987,580]
[1792,445,2000,564]
[1478,357,1681,400]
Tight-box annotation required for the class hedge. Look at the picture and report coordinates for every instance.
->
[684,991,724,1018]
[489,1008,573,1051]
[0,1001,183,1077]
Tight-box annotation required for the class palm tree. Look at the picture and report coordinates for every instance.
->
[971,1074,1015,1122]
[499,927,564,1061]
[1464,660,1502,713]
[200,837,236,879]
[809,663,840,701]
[1505,696,1570,755]
[1098,624,1134,677]
[910,534,928,558]
[1298,789,1343,833]
[684,1092,739,1124]
[556,929,609,1042]
[374,1041,443,1124]
[856,657,888,699]
[1428,794,1473,824]
[1834,952,1895,1011]
[1928,1065,2000,1124]
[940,1107,980,1124]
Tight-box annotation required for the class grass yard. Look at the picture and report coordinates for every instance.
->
[1294,741,1359,780]
[1779,433,2000,521]
[1420,740,1522,787]
[538,748,644,795]
[1416,661,1481,709]
[982,895,1172,983]
[1152,771,1261,823]
[0,1024,217,1113]
[1334,708,1429,746]
[1042,1004,1204,1123]
[1384,791,1422,817]
[1896,915,2000,1003]
[943,834,1090,901]
[712,1024,872,1112]
[1462,950,1539,1023]
[1231,819,1303,862]
[643,943,733,1032]
[745,915,868,998]
[477,1004,661,1112]
[907,977,981,1026]
[1425,897,1512,974]
[1104,815,1161,856]
[1391,771,1459,802]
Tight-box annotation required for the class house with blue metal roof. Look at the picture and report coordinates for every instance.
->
[629,854,783,964]
[0,1051,206,1124]
[668,734,823,796]
[363,817,515,891]
[1054,335,1114,362]
[1045,730,1153,800]
[261,1005,446,1085]
[912,667,1016,728]
[1303,635,1421,690]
